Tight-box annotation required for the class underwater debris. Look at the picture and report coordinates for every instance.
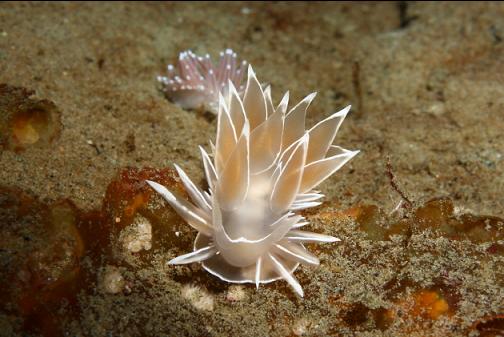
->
[148,65,359,297]
[0,168,188,335]
[0,84,62,152]
[0,188,84,336]
[158,49,247,113]
[180,284,214,311]
[472,314,504,337]
[292,317,314,336]
[103,167,183,230]
[119,215,153,253]
[100,266,125,294]
[225,285,247,302]
[386,289,451,321]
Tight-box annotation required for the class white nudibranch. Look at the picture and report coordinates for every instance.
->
[157,49,247,113]
[148,65,359,297]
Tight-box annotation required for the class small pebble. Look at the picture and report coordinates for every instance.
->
[101,266,125,294]
[181,284,214,311]
[226,285,246,302]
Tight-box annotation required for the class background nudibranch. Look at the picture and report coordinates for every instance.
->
[157,49,247,113]
[148,65,359,297]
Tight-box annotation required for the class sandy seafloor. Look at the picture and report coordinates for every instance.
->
[0,2,503,337]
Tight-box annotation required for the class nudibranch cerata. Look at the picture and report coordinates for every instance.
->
[148,65,359,297]
[157,49,247,113]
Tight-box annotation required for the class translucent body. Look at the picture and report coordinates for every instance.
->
[148,65,359,296]
[158,49,247,113]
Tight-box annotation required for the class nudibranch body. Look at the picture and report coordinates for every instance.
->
[157,49,247,113]
[148,66,359,297]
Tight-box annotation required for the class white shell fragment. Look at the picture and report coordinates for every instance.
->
[148,65,359,297]
[158,49,247,113]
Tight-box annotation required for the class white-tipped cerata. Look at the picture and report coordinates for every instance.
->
[158,49,247,113]
[148,65,358,297]
[167,246,216,265]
